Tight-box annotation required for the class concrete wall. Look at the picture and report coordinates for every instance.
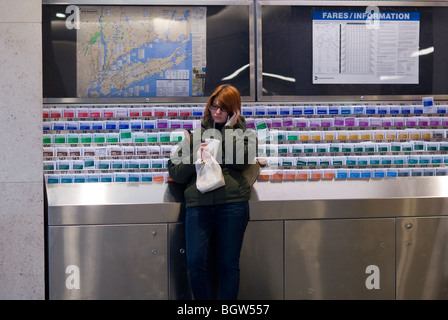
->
[0,0,44,299]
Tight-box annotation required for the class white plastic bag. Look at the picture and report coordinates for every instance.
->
[196,156,225,193]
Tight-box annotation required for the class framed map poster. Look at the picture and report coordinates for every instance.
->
[76,6,207,98]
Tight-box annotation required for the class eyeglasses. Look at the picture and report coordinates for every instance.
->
[209,104,228,113]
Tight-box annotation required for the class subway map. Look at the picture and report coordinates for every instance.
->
[77,6,206,98]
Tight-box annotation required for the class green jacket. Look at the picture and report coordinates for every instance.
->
[168,116,257,207]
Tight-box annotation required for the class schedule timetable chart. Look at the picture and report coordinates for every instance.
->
[312,10,420,84]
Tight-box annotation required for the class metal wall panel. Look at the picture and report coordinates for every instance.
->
[46,177,448,225]
[45,179,448,299]
[397,217,448,300]
[239,220,284,299]
[48,224,168,299]
[168,223,192,300]
[168,220,284,300]
[284,218,395,299]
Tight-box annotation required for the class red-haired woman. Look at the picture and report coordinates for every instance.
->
[168,84,257,300]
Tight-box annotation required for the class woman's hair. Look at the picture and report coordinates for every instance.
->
[204,84,241,122]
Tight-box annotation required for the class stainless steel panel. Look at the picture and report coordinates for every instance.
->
[285,218,395,300]
[48,203,183,225]
[168,223,192,300]
[48,224,168,299]
[250,177,448,220]
[168,220,284,300]
[250,197,448,221]
[46,177,448,225]
[239,221,284,299]
[251,177,448,201]
[397,217,448,300]
[167,220,285,300]
[168,220,285,300]
[46,183,183,225]
[45,177,448,299]
[47,182,176,207]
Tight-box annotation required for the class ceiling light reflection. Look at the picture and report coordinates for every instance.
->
[221,64,250,81]
[262,72,296,83]
[411,46,434,57]
[221,64,296,83]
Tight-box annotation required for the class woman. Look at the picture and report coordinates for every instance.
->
[168,84,257,300]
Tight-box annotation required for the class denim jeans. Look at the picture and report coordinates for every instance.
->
[185,201,250,300]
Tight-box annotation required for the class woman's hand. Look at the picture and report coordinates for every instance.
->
[225,110,240,127]
[197,142,212,161]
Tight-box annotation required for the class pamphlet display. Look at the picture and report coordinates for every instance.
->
[43,103,448,184]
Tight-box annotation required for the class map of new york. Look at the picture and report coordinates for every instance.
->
[77,6,206,98]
